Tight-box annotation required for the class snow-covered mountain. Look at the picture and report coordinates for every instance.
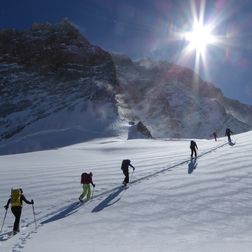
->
[1,131,252,251]
[0,20,121,154]
[113,54,252,138]
[1,20,252,155]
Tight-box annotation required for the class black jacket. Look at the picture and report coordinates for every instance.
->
[190,141,198,149]
[225,128,233,136]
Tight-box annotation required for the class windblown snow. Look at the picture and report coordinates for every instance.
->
[1,131,252,251]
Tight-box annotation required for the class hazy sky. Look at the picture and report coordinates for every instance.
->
[1,0,252,105]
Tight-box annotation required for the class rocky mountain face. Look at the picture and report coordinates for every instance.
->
[0,20,119,150]
[113,54,252,138]
[1,20,252,154]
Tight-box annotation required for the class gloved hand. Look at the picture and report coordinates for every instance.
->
[93,184,96,188]
[133,167,135,171]
[31,200,34,204]
[4,205,8,210]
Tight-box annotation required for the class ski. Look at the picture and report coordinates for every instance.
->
[0,226,27,242]
[121,182,130,189]
[0,230,13,241]
[78,198,89,205]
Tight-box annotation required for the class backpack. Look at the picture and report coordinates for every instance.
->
[11,188,21,207]
[121,159,131,170]
[190,141,196,148]
[81,173,88,184]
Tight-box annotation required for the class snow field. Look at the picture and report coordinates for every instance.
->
[0,132,252,251]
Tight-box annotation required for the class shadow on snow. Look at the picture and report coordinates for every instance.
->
[228,140,236,146]
[92,186,126,213]
[41,201,82,224]
[188,158,198,174]
[38,142,228,225]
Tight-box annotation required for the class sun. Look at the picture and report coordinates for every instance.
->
[173,1,225,78]
[184,22,216,55]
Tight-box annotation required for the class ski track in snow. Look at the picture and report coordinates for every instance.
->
[1,134,252,251]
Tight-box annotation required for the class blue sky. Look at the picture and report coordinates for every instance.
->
[1,0,252,105]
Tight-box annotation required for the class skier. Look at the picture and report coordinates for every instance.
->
[121,159,135,186]
[212,132,217,141]
[4,188,34,235]
[79,172,95,202]
[225,128,233,142]
[190,140,198,158]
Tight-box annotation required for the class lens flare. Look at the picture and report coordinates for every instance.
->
[185,22,217,55]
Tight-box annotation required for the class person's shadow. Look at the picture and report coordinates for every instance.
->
[228,139,236,146]
[92,186,126,213]
[188,158,198,174]
[41,201,82,224]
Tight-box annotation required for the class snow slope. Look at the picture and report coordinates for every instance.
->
[1,131,252,251]
[0,101,121,155]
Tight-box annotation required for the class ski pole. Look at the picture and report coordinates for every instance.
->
[130,169,135,183]
[1,208,8,233]
[32,204,37,229]
[91,186,95,199]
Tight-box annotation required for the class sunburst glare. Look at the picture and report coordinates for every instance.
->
[172,0,226,82]
[184,22,217,55]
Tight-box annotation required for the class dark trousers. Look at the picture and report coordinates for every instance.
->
[227,134,231,142]
[11,206,22,232]
[190,147,197,157]
[123,170,129,184]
